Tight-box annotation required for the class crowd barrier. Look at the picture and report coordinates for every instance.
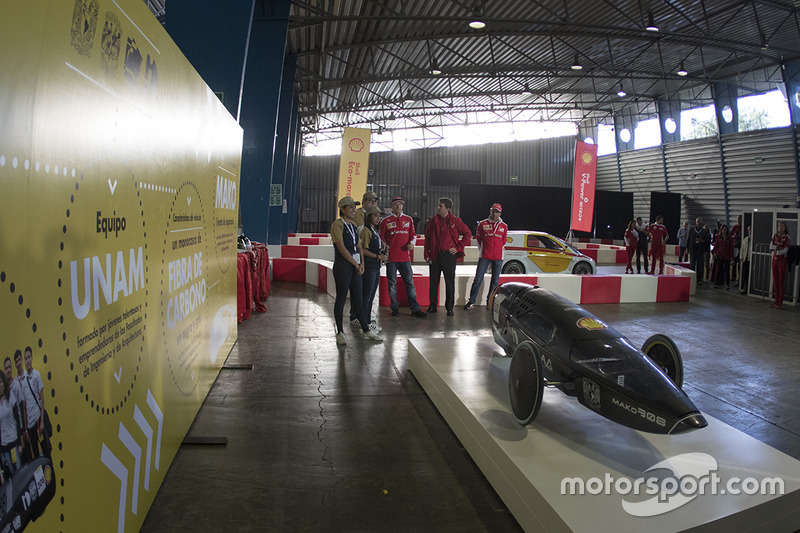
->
[271,257,694,305]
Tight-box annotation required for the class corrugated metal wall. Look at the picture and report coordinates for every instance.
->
[297,136,577,232]
[596,153,620,192]
[299,127,800,234]
[722,129,799,216]
[618,146,668,220]
[595,126,800,229]
[664,138,726,226]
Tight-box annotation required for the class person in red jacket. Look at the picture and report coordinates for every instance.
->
[379,196,427,318]
[712,224,733,289]
[770,221,790,309]
[465,203,508,309]
[648,215,669,275]
[424,197,471,316]
[624,219,638,274]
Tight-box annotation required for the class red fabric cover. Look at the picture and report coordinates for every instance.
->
[237,253,253,322]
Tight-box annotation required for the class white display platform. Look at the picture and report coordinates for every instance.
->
[408,337,800,532]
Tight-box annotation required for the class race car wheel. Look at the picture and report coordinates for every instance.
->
[572,261,593,275]
[508,341,544,425]
[502,261,525,274]
[642,334,684,388]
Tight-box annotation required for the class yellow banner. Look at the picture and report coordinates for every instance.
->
[0,0,242,531]
[336,127,371,206]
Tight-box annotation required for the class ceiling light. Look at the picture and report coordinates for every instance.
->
[760,32,769,49]
[571,53,582,70]
[617,83,627,97]
[469,19,485,29]
[403,92,414,104]
[521,84,532,95]
[429,57,441,75]
[646,12,659,32]
[677,62,688,76]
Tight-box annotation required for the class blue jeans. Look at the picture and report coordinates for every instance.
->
[468,258,503,305]
[386,261,420,312]
[333,260,368,333]
[362,267,381,323]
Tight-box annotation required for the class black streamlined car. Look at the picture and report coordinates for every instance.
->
[491,282,707,435]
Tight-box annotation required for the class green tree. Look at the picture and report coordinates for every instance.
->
[684,117,718,140]
[738,107,771,132]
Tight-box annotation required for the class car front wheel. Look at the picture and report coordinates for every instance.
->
[572,261,593,275]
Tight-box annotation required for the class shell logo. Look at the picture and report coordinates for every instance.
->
[507,236,513,243]
[581,151,594,165]
[348,138,365,152]
[44,464,53,484]
[576,317,607,330]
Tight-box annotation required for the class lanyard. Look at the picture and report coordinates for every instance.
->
[371,227,381,250]
[343,221,356,251]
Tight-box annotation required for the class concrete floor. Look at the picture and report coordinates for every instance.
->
[141,277,800,532]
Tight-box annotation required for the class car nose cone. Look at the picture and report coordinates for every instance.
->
[670,412,708,434]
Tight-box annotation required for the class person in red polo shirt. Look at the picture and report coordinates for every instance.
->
[465,203,507,309]
[648,215,669,275]
[379,196,427,318]
[424,197,471,316]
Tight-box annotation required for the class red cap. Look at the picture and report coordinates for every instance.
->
[491,203,502,213]
[391,196,404,204]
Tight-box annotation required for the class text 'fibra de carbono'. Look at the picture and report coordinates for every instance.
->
[167,252,206,330]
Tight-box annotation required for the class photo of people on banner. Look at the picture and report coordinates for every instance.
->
[0,345,56,532]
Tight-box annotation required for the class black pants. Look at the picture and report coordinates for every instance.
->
[429,252,457,311]
[636,242,649,273]
[690,246,705,282]
[333,260,368,333]
[740,259,750,292]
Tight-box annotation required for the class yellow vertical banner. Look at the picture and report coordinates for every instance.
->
[336,127,371,206]
[0,0,241,531]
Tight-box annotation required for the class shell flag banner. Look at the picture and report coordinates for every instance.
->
[570,140,599,233]
[336,127,371,207]
[0,0,242,531]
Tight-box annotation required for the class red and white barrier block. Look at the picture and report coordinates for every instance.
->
[271,258,694,305]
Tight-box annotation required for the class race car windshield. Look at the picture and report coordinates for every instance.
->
[570,337,682,399]
[551,235,581,255]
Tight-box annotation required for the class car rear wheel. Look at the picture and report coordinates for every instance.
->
[502,261,525,274]
[572,261,593,275]
[642,334,684,388]
[508,341,545,425]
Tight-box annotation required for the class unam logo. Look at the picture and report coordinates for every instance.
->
[348,138,365,152]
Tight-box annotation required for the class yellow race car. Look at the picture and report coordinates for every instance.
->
[502,231,596,275]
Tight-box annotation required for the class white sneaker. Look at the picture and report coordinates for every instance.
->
[368,322,382,333]
[362,329,383,342]
[350,317,360,325]
[336,332,347,345]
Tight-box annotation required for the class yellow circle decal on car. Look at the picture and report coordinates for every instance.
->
[577,317,607,330]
